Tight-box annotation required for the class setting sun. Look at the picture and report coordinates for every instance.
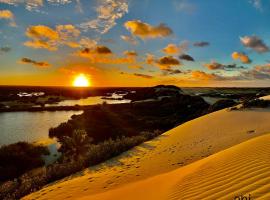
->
[73,74,90,87]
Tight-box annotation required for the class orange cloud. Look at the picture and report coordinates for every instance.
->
[162,44,180,54]
[123,50,138,57]
[231,52,251,64]
[128,65,144,70]
[156,56,181,69]
[20,57,50,68]
[76,46,136,65]
[0,9,16,26]
[191,70,223,80]
[24,24,81,50]
[124,20,173,39]
[203,61,224,70]
[146,53,156,65]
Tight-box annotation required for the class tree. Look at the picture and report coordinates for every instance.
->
[59,129,93,161]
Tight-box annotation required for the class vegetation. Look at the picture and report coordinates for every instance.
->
[0,85,214,199]
[242,99,270,108]
[206,99,237,113]
[0,129,161,200]
[49,95,209,143]
[0,142,49,182]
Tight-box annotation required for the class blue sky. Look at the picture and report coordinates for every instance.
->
[1,0,270,87]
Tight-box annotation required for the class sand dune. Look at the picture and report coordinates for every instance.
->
[81,133,270,200]
[24,108,270,200]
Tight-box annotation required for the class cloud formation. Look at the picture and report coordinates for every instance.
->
[231,52,251,64]
[162,68,182,75]
[162,43,180,54]
[191,70,224,81]
[80,0,128,34]
[133,73,153,79]
[193,41,209,47]
[120,35,138,45]
[179,54,194,61]
[156,56,181,69]
[250,0,262,10]
[174,0,196,13]
[124,20,173,39]
[0,46,11,53]
[0,9,16,26]
[79,46,112,56]
[76,46,137,65]
[204,61,245,71]
[123,50,137,57]
[0,0,72,12]
[24,24,81,50]
[20,57,50,68]
[240,35,269,53]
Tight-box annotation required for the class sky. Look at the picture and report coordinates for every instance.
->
[1,0,270,87]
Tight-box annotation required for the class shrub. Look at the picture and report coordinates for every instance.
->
[0,129,163,200]
[0,142,49,182]
[58,129,93,162]
[242,99,270,108]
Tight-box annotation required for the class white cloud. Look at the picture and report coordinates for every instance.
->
[0,0,72,12]
[79,0,128,34]
[250,0,262,10]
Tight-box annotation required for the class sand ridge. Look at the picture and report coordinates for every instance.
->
[24,108,270,200]
[83,133,270,200]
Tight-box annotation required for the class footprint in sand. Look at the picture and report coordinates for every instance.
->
[247,130,256,134]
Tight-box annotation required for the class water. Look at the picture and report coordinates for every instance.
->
[0,111,82,146]
[47,96,130,107]
[0,94,130,146]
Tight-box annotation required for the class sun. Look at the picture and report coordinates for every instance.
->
[73,74,91,87]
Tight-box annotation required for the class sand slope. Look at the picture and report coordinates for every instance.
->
[82,133,270,200]
[24,108,270,200]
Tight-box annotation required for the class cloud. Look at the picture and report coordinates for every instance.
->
[20,57,50,68]
[203,61,224,70]
[156,56,181,69]
[129,65,144,70]
[254,64,270,73]
[0,46,11,53]
[79,0,128,34]
[146,53,155,65]
[79,46,112,56]
[123,50,137,57]
[241,69,270,79]
[191,70,224,81]
[120,35,138,45]
[79,37,97,48]
[193,41,209,47]
[133,73,153,79]
[24,24,81,50]
[204,61,245,71]
[0,0,72,12]
[163,44,180,54]
[240,35,269,53]
[145,54,181,72]
[231,52,251,64]
[162,68,182,75]
[249,0,262,10]
[179,54,194,61]
[76,46,137,65]
[174,0,196,13]
[124,20,173,39]
[0,9,16,26]
[24,25,59,50]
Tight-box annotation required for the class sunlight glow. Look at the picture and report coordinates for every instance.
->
[73,74,90,87]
